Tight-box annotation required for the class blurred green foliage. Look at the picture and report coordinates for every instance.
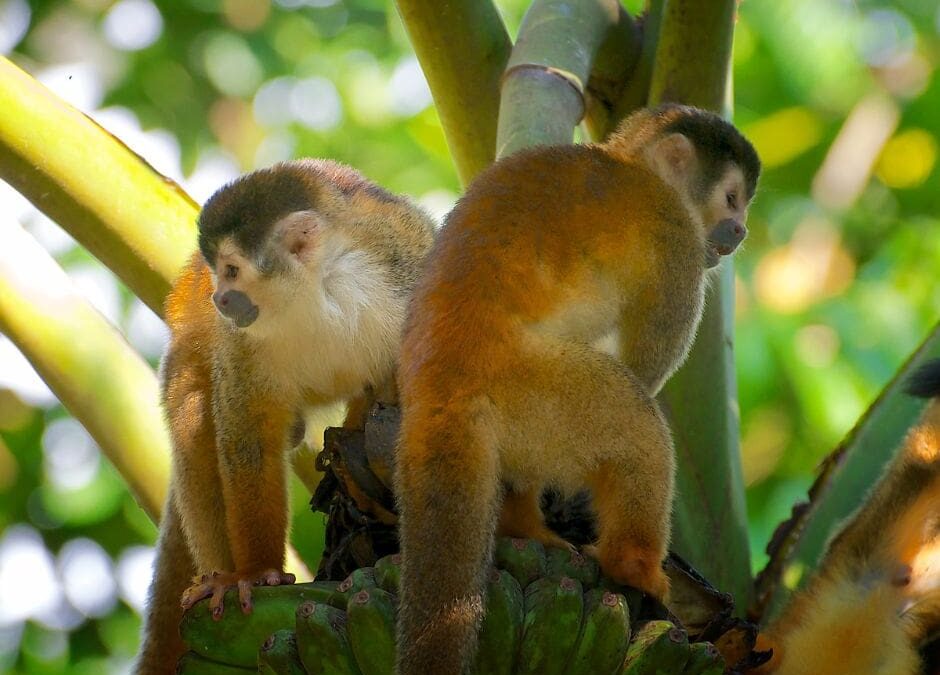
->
[0,0,938,672]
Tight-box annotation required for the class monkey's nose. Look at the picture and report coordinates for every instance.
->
[212,291,227,308]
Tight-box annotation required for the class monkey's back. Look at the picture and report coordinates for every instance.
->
[400,143,701,397]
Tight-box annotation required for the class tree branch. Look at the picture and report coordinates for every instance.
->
[394,0,511,185]
[0,57,197,317]
[0,219,171,521]
[496,0,629,157]
[647,0,752,608]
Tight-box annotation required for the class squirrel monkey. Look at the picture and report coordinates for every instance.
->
[394,104,761,674]
[134,160,435,674]
[756,358,940,675]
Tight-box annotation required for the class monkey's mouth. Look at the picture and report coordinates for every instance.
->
[706,242,735,268]
[705,245,722,268]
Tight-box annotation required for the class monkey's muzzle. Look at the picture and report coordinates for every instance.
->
[705,217,747,268]
[213,289,259,328]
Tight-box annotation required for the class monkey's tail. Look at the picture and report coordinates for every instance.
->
[394,400,501,675]
[133,492,194,675]
[759,360,940,673]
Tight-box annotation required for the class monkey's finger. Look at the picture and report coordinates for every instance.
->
[209,584,227,621]
[258,569,292,586]
[580,544,600,561]
[238,578,253,613]
[180,583,212,609]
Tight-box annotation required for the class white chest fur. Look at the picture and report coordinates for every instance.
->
[248,240,405,403]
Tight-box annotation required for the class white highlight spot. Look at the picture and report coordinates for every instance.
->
[116,546,155,613]
[42,418,101,493]
[67,264,123,327]
[389,56,432,117]
[103,0,163,51]
[254,77,296,127]
[290,77,343,131]
[0,338,55,407]
[59,539,117,618]
[24,212,77,258]
[0,526,61,626]
[184,150,241,205]
[0,0,30,55]
[125,299,169,360]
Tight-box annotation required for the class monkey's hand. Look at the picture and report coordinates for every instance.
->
[180,569,296,620]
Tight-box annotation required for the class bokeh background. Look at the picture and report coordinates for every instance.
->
[0,0,938,671]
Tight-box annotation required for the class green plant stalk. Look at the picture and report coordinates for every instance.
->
[582,5,642,141]
[759,323,940,622]
[648,0,752,608]
[647,0,736,111]
[496,0,624,158]
[0,219,171,521]
[0,57,198,317]
[395,0,511,185]
[608,0,665,133]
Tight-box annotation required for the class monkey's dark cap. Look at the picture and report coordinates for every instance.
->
[198,163,315,265]
[655,104,762,201]
[196,159,393,265]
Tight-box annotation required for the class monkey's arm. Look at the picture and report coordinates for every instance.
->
[616,242,704,396]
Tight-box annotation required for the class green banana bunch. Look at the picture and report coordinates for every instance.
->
[177,542,726,674]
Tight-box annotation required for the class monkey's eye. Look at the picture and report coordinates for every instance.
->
[726,192,738,210]
[225,264,239,280]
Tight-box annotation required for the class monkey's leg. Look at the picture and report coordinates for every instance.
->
[497,489,575,552]
[182,367,296,617]
[134,492,194,675]
[396,401,501,675]
[496,339,674,600]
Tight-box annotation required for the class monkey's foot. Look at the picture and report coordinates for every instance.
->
[583,543,670,601]
[180,569,296,620]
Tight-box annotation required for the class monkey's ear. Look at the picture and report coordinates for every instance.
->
[648,132,696,186]
[276,210,321,262]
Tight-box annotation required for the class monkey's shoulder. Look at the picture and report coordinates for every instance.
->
[447,144,673,235]
[164,252,217,340]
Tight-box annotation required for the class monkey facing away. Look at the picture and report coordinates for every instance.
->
[134,159,435,674]
[756,358,940,675]
[394,104,761,674]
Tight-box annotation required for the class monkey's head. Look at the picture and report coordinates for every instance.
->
[613,104,761,268]
[196,159,392,330]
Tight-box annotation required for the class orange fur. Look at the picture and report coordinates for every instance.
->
[394,105,760,674]
[759,393,940,675]
[134,161,434,674]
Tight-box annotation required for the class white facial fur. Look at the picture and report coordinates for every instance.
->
[212,213,406,403]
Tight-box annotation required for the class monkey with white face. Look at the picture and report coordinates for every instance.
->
[135,159,435,674]
[394,104,760,674]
